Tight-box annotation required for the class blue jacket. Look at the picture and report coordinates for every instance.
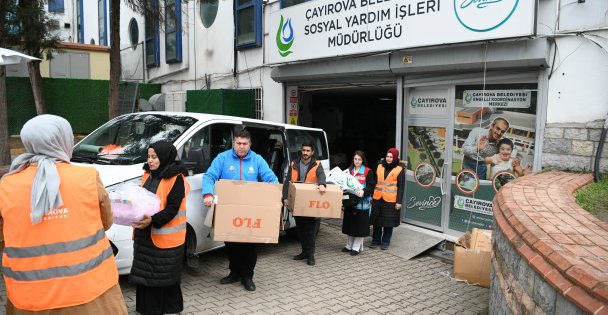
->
[202,148,279,195]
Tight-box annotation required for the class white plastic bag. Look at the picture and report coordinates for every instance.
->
[109,182,161,226]
[326,167,363,193]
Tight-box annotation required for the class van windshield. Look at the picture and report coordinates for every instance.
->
[286,129,328,160]
[72,114,197,165]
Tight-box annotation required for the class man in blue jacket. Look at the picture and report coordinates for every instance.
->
[202,129,278,292]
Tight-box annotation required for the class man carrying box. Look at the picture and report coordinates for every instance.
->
[282,141,327,266]
[202,130,278,292]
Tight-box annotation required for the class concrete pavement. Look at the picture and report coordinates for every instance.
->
[123,223,488,314]
[0,223,489,314]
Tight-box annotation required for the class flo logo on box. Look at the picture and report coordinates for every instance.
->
[454,0,519,32]
[309,200,330,209]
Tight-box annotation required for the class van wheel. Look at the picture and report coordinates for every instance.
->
[184,225,200,273]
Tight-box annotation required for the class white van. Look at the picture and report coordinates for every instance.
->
[71,112,330,275]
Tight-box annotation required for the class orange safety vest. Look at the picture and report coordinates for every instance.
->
[373,164,403,203]
[0,164,118,311]
[291,160,320,183]
[141,172,189,249]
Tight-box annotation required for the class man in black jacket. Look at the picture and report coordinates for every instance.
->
[282,142,326,266]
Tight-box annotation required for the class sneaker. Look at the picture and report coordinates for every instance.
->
[369,242,379,249]
[350,250,360,256]
[341,247,351,253]
[293,252,307,260]
[220,273,240,284]
[381,245,389,250]
[242,278,256,291]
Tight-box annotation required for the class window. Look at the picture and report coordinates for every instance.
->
[98,0,107,46]
[199,0,219,28]
[177,124,235,175]
[77,0,84,43]
[280,0,308,8]
[72,114,197,165]
[165,0,182,63]
[145,0,160,67]
[287,129,328,160]
[48,0,64,13]
[244,126,287,181]
[253,88,263,119]
[235,0,262,49]
[129,18,139,50]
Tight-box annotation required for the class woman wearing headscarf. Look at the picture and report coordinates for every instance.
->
[341,150,376,256]
[369,148,405,250]
[0,115,127,315]
[130,141,189,315]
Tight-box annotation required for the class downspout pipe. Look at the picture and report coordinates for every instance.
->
[233,0,237,80]
[595,112,608,183]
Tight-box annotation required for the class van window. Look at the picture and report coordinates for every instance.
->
[286,129,328,160]
[178,123,235,174]
[244,126,287,182]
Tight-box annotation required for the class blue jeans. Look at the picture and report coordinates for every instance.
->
[462,157,487,180]
[372,225,393,246]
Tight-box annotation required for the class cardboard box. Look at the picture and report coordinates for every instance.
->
[453,228,493,288]
[212,180,282,244]
[287,182,343,218]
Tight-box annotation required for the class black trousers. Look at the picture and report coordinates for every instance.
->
[295,217,320,257]
[135,282,183,315]
[225,242,257,279]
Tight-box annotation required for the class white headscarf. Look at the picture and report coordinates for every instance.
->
[7,115,74,224]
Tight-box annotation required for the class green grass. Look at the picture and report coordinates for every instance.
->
[576,175,608,223]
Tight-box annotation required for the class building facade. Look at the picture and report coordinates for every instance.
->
[119,0,608,238]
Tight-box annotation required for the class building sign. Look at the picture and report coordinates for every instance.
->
[453,195,493,216]
[463,90,531,108]
[409,89,449,116]
[267,0,536,63]
[286,86,298,125]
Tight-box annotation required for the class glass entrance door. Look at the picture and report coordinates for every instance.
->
[402,86,453,232]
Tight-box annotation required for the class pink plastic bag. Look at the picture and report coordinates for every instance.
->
[109,182,161,226]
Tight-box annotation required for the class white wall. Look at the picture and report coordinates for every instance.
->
[546,31,608,123]
[538,0,608,123]
[120,5,145,81]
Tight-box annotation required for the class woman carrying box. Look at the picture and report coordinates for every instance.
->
[130,141,189,315]
[341,150,376,255]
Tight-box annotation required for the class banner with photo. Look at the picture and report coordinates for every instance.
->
[449,84,537,232]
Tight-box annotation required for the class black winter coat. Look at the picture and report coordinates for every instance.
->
[129,175,185,287]
[369,159,405,228]
[342,166,375,237]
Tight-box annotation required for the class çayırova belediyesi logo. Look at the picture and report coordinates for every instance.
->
[454,0,520,32]
[276,15,294,57]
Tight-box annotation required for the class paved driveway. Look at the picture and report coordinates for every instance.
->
[1,223,489,314]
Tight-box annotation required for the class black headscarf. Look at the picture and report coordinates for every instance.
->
[381,156,400,170]
[143,141,187,179]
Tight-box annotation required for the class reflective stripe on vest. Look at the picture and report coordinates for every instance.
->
[3,246,113,281]
[0,164,119,311]
[142,173,190,249]
[291,160,320,183]
[373,164,403,203]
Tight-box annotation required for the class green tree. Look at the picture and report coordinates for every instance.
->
[16,0,60,115]
[109,0,164,119]
[0,0,19,165]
